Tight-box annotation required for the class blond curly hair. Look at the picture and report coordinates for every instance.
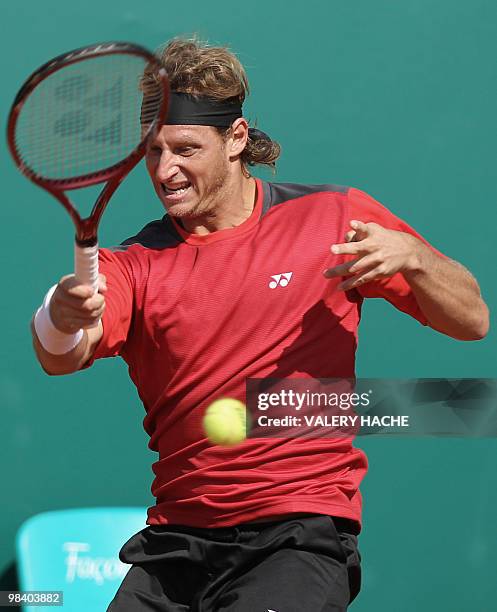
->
[142,37,281,172]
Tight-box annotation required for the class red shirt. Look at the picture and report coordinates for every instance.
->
[90,179,435,529]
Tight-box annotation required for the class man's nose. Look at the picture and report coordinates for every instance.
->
[156,152,179,182]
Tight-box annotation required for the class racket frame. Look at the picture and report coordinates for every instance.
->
[7,41,169,287]
[7,42,169,247]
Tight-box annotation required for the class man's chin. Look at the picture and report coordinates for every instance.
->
[163,200,199,219]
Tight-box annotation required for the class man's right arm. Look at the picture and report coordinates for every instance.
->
[31,274,107,375]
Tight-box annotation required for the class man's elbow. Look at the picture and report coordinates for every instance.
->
[428,301,490,341]
[31,320,98,374]
[37,360,81,376]
[457,301,490,341]
[32,333,88,375]
[468,302,490,340]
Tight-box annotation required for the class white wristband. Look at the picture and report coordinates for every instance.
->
[34,285,84,355]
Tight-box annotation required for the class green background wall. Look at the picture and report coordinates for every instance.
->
[1,1,495,610]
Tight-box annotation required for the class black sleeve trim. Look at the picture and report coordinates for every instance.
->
[110,215,183,251]
[262,181,350,215]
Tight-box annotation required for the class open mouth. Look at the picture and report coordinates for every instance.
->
[162,182,192,196]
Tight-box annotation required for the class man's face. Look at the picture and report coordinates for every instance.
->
[145,125,231,219]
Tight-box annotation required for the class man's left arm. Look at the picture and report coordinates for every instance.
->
[324,219,489,341]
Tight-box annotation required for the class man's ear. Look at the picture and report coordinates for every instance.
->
[227,118,249,158]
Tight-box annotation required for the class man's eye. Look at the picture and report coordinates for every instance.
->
[148,146,162,155]
[177,147,195,156]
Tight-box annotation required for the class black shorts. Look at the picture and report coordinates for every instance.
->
[107,514,361,612]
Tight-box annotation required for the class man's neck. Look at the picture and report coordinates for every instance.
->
[180,175,257,235]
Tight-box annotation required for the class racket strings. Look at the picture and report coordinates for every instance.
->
[15,54,165,180]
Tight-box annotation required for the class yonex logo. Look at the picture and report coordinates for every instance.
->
[269,272,293,289]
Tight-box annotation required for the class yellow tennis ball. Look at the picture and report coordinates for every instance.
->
[203,398,248,446]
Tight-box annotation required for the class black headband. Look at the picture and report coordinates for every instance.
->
[165,92,243,127]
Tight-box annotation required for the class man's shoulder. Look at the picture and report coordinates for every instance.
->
[261,180,350,214]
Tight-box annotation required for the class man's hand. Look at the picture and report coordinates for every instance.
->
[323,219,489,340]
[31,273,107,375]
[50,274,107,333]
[323,220,423,290]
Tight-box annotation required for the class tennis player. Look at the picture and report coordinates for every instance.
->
[31,38,489,611]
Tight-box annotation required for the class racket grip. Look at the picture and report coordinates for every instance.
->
[74,243,99,292]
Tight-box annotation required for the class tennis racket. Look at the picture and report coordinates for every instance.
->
[7,41,169,291]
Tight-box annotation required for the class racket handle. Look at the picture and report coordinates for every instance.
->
[74,243,99,292]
